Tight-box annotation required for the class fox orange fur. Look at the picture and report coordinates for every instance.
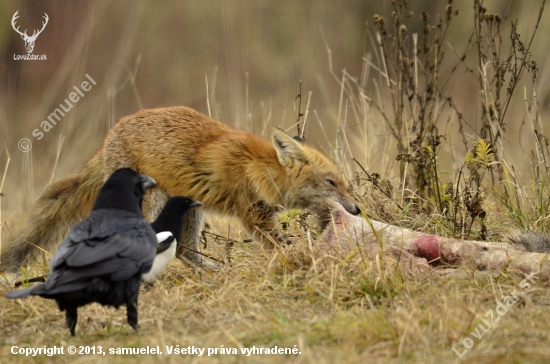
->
[1,106,360,272]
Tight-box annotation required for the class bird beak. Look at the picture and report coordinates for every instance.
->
[189,200,203,208]
[140,175,157,191]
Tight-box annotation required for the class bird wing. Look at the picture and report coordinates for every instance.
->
[156,232,175,254]
[44,223,156,289]
[68,210,145,241]
[48,237,76,270]
[65,234,135,267]
[49,212,149,270]
[142,234,177,283]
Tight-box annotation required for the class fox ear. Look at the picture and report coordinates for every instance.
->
[272,128,307,166]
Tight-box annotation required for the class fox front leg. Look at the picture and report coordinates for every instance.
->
[244,201,291,249]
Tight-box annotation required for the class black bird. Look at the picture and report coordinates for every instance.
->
[142,196,202,283]
[12,196,203,287]
[6,168,157,336]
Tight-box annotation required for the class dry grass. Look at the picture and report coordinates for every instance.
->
[2,213,550,363]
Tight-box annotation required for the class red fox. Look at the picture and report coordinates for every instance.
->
[1,106,360,272]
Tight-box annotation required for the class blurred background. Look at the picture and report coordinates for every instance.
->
[0,0,549,240]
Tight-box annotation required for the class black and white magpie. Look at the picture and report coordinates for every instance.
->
[142,196,202,283]
[6,168,157,336]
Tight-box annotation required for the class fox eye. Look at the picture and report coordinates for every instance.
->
[326,179,336,187]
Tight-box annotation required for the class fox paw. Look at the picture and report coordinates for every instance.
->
[276,234,294,246]
[277,234,299,247]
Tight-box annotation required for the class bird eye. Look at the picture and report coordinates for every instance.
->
[326,179,336,187]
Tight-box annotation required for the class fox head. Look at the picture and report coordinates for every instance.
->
[271,129,360,218]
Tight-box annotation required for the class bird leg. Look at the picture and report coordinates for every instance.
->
[126,301,138,330]
[65,307,78,336]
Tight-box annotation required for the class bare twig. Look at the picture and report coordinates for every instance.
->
[295,80,304,137]
[300,91,312,139]
[353,158,404,211]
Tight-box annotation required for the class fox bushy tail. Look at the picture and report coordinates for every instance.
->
[0,153,104,273]
[509,231,550,253]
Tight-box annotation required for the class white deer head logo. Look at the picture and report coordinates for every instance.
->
[11,11,49,54]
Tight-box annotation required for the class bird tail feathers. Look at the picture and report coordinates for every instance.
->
[6,286,38,299]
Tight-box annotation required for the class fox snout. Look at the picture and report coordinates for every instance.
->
[348,203,361,215]
[322,187,361,216]
[338,198,361,216]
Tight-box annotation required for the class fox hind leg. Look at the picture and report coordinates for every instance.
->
[176,207,219,271]
[141,188,169,221]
